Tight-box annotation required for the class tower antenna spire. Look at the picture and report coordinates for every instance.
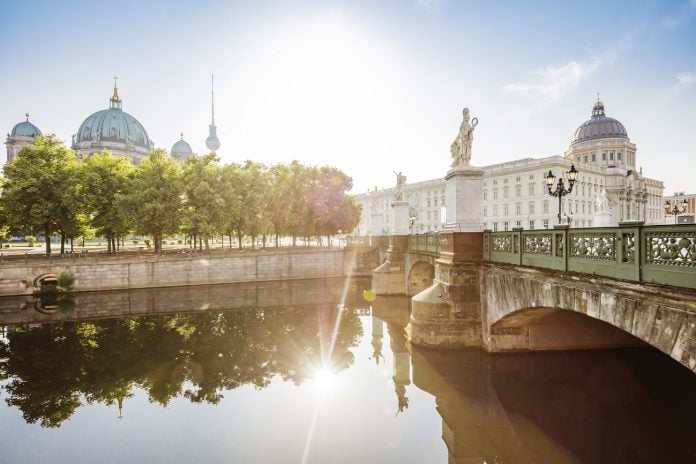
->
[211,74,215,125]
[205,73,221,153]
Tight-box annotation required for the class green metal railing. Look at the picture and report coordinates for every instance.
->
[483,223,696,290]
[408,233,441,255]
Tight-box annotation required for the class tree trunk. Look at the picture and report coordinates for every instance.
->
[44,226,51,256]
[60,232,66,254]
[275,233,279,248]
[237,232,243,250]
[70,238,74,253]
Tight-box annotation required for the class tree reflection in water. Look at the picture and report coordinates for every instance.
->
[0,305,362,428]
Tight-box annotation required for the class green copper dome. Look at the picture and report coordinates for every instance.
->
[74,82,152,150]
[11,114,42,137]
[171,134,193,161]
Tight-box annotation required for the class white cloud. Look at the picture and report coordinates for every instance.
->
[676,70,696,86]
[501,58,604,103]
[415,0,443,15]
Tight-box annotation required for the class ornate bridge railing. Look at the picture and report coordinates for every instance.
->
[408,233,441,256]
[483,222,696,290]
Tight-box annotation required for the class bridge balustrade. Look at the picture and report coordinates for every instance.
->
[483,223,696,290]
[408,233,441,256]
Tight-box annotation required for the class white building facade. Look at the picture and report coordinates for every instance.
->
[353,100,664,235]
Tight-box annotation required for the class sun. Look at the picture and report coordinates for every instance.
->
[312,368,336,391]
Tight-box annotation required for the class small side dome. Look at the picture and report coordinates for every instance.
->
[171,133,193,161]
[11,113,42,137]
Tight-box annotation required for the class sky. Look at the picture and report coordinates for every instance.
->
[0,0,695,195]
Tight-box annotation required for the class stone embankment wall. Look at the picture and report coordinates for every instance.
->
[0,248,374,296]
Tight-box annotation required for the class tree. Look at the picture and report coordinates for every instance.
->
[0,136,79,255]
[79,151,135,253]
[181,154,222,250]
[118,150,182,254]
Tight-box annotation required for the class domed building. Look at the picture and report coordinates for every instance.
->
[352,97,665,236]
[5,113,42,163]
[72,81,154,163]
[566,99,636,170]
[171,133,193,162]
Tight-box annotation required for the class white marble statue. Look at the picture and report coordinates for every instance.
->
[393,171,406,201]
[594,188,609,212]
[451,107,479,169]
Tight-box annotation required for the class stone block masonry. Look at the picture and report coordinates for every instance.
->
[0,248,371,296]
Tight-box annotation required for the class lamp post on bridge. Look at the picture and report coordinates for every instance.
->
[544,165,578,225]
[665,199,688,223]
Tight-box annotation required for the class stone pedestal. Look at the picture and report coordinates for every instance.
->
[371,235,409,295]
[391,200,410,235]
[370,212,384,236]
[444,167,484,232]
[592,210,612,227]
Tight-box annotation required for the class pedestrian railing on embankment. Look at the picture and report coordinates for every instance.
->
[483,223,696,290]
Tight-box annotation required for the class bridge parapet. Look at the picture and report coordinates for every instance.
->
[408,233,441,256]
[483,222,696,290]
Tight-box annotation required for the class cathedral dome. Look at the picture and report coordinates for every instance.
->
[11,114,42,137]
[570,100,628,145]
[171,134,193,161]
[74,82,152,150]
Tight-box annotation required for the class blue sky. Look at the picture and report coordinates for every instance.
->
[1,0,694,194]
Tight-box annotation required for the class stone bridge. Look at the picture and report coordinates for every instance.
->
[371,223,696,373]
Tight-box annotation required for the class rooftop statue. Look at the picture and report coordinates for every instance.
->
[451,107,478,169]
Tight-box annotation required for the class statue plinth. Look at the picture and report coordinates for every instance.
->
[391,200,410,235]
[444,166,484,232]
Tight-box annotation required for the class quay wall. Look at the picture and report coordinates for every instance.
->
[0,248,371,296]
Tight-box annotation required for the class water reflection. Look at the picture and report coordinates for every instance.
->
[0,293,363,428]
[2,280,696,463]
[413,347,696,463]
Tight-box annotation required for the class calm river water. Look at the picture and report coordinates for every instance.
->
[1,277,695,463]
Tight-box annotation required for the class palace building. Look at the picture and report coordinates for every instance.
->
[354,99,665,235]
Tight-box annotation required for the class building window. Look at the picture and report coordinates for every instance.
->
[584,155,588,163]
[516,176,521,182]
[483,222,488,230]
[504,205,509,216]
[516,185,522,197]
[516,220,521,228]
[602,152,606,161]
[427,199,431,207]
[529,174,534,180]
[493,180,498,185]
[493,205,498,216]
[592,153,596,162]
[528,202,535,214]
[543,219,549,229]
[576,156,581,162]
[504,178,509,184]
[609,152,614,161]
[493,223,498,232]
[504,221,509,231]
[516,203,522,215]
[427,211,431,220]
[617,152,622,161]
[483,191,487,200]
[503,187,509,198]
[483,207,487,217]
[528,184,534,196]
[543,201,549,213]
[493,189,498,199]
[434,198,438,206]
[529,220,535,230]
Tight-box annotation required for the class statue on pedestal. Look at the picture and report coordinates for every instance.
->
[393,171,406,201]
[594,188,609,213]
[451,107,479,169]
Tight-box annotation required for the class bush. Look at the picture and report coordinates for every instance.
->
[132,240,139,245]
[144,239,151,246]
[57,271,75,291]
[25,235,36,246]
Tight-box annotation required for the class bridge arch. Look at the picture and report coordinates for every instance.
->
[480,263,696,373]
[407,260,435,295]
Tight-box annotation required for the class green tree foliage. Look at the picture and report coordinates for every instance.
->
[0,302,363,427]
[0,136,79,256]
[181,153,222,250]
[79,151,135,253]
[118,150,183,254]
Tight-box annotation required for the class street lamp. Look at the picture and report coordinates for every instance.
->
[665,199,688,223]
[409,216,416,234]
[545,165,578,225]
